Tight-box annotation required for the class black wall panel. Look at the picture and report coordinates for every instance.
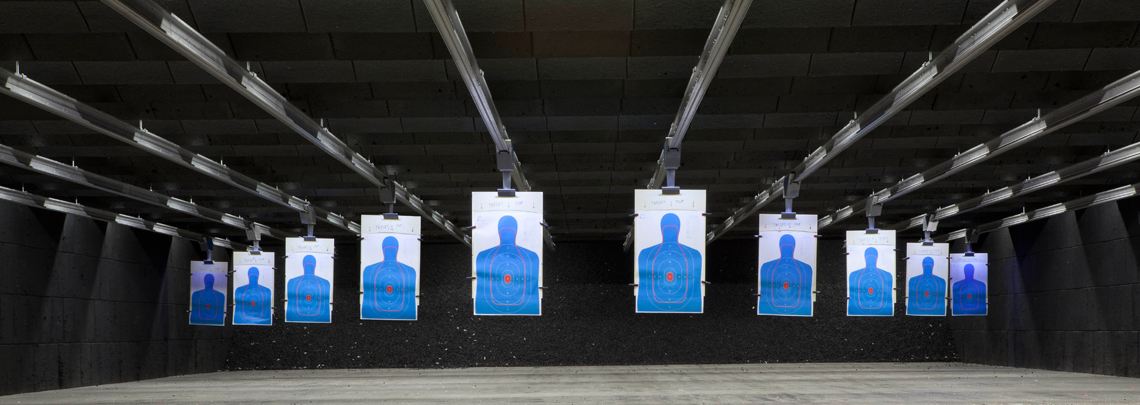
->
[0,201,231,396]
[949,198,1140,377]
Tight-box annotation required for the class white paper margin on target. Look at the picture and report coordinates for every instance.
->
[757,214,817,310]
[189,261,228,326]
[845,230,897,305]
[470,191,544,310]
[904,243,949,316]
[361,215,422,320]
[633,189,707,304]
[232,251,275,326]
[285,237,335,321]
[950,253,989,316]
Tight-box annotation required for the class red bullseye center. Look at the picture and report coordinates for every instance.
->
[250,301,255,306]
[505,274,512,283]
[868,287,874,295]
[924,291,930,297]
[386,285,393,293]
[967,294,972,299]
[306,295,312,301]
[782,282,789,289]
[205,304,210,309]
[666,272,674,281]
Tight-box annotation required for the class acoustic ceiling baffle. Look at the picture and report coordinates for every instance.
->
[422,0,553,248]
[704,0,1057,243]
[102,0,470,246]
[620,0,752,251]
[935,182,1140,243]
[0,143,294,240]
[888,140,1140,232]
[0,69,360,236]
[817,69,1140,230]
[0,184,245,250]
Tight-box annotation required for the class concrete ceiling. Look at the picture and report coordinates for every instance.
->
[1,0,1138,242]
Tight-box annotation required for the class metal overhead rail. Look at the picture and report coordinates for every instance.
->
[102,0,470,246]
[0,69,360,235]
[647,0,752,189]
[0,143,294,240]
[935,182,1140,242]
[704,0,1057,243]
[422,0,554,248]
[421,0,524,183]
[818,68,1140,230]
[619,0,752,250]
[0,184,245,250]
[889,140,1140,231]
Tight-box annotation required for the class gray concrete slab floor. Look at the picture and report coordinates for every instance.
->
[2,362,1139,404]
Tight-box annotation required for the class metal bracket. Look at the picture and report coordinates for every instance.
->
[244,223,266,255]
[781,175,800,220]
[200,236,215,264]
[497,143,516,197]
[922,214,939,246]
[662,139,681,195]
[964,228,979,256]
[300,203,317,241]
[865,195,883,234]
[381,176,399,220]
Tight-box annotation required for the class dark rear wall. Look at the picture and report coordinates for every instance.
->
[227,235,958,370]
[16,197,1140,392]
[949,199,1140,377]
[0,201,232,396]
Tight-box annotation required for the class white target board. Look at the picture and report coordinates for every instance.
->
[471,191,544,316]
[846,230,896,316]
[904,243,949,316]
[361,215,421,321]
[633,189,706,314]
[232,251,274,326]
[285,238,334,323]
[950,253,989,316]
[189,261,228,326]
[756,214,816,317]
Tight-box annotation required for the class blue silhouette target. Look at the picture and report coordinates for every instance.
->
[475,215,541,315]
[848,247,894,316]
[953,264,988,316]
[286,255,332,323]
[232,252,275,326]
[637,213,703,313]
[362,236,418,320]
[234,267,272,325]
[906,257,947,316]
[757,234,813,316]
[190,271,227,326]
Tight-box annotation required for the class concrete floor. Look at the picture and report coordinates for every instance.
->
[3,363,1138,404]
